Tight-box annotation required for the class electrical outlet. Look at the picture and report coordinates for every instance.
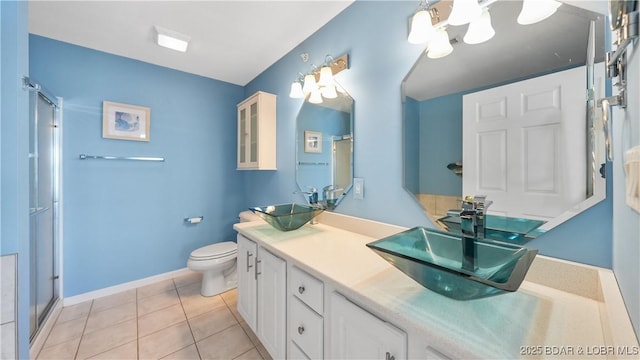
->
[353,178,364,200]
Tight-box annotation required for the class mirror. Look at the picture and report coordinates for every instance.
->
[402,0,607,241]
[296,82,354,210]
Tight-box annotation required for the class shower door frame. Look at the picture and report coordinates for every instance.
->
[26,78,62,341]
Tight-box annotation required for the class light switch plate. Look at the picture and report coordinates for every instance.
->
[353,178,364,200]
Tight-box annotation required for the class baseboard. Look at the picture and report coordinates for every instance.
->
[63,267,193,306]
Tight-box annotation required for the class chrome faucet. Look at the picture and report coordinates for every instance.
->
[459,195,493,272]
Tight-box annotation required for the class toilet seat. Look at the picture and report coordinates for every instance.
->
[189,242,237,260]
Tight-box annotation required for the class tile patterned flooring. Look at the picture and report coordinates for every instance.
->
[36,272,272,360]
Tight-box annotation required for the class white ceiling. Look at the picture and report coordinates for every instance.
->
[29,0,354,86]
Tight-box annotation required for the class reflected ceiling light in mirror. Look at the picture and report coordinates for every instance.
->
[448,0,482,26]
[427,28,453,59]
[408,8,436,44]
[517,0,562,25]
[463,8,495,45]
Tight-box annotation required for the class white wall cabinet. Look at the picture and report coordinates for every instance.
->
[237,91,277,170]
[236,235,286,359]
[329,292,407,360]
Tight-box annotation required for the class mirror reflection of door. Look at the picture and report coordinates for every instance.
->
[401,0,607,236]
[333,137,352,191]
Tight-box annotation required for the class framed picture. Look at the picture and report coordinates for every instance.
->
[304,130,322,153]
[102,101,151,141]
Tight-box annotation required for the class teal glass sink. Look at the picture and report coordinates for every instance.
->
[437,214,546,244]
[366,227,538,300]
[250,204,324,231]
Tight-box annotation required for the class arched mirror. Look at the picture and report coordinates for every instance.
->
[402,0,607,243]
[296,82,354,210]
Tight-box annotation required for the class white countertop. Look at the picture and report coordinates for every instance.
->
[234,213,639,359]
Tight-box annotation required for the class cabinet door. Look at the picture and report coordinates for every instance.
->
[257,247,287,359]
[238,106,248,167]
[329,293,407,360]
[237,235,257,330]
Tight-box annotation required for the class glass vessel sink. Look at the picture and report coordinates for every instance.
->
[437,213,546,244]
[250,203,324,232]
[366,227,538,300]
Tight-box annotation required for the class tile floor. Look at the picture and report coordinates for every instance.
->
[36,272,272,360]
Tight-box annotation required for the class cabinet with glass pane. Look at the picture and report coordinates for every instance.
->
[237,91,277,170]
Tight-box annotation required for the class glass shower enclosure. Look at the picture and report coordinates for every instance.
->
[27,80,61,340]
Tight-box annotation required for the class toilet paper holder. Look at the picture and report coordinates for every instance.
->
[184,216,204,224]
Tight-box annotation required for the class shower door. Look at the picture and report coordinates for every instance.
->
[29,88,60,339]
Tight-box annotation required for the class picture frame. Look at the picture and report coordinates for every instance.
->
[304,130,322,153]
[102,101,151,141]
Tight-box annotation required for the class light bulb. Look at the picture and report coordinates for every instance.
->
[518,0,562,25]
[321,84,338,99]
[427,29,453,59]
[408,9,435,44]
[463,8,495,45]
[302,74,317,94]
[318,66,334,87]
[289,81,304,98]
[448,0,482,26]
[309,89,323,104]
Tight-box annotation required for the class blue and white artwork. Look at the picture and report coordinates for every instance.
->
[114,111,140,132]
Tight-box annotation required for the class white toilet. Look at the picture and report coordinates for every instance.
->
[187,211,262,297]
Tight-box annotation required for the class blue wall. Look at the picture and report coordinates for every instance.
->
[417,93,463,195]
[1,1,30,358]
[243,1,613,268]
[29,35,246,297]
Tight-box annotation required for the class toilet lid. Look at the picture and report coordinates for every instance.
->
[190,242,237,259]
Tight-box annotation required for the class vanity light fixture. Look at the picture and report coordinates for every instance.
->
[408,0,563,58]
[517,0,562,25]
[288,54,349,103]
[154,25,190,52]
[448,0,482,26]
[463,7,495,44]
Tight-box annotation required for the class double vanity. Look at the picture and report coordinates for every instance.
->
[234,212,639,359]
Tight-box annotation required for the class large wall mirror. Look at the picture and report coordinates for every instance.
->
[296,82,354,210]
[402,0,607,242]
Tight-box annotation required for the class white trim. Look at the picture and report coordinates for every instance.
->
[63,267,193,306]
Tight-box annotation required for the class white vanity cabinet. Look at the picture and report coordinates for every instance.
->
[236,234,286,359]
[237,91,277,170]
[288,266,324,359]
[329,292,407,360]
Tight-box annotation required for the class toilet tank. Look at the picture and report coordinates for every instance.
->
[239,210,261,223]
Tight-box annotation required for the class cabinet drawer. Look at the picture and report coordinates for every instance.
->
[289,297,323,359]
[288,340,310,360]
[290,266,323,314]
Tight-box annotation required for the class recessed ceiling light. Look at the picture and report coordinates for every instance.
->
[154,25,190,52]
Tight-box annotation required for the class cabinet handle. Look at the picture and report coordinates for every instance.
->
[255,258,261,280]
[246,252,253,272]
[385,352,395,360]
[298,285,305,294]
[297,325,305,335]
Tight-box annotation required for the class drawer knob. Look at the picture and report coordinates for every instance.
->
[298,325,305,335]
[386,352,395,360]
[298,285,305,294]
